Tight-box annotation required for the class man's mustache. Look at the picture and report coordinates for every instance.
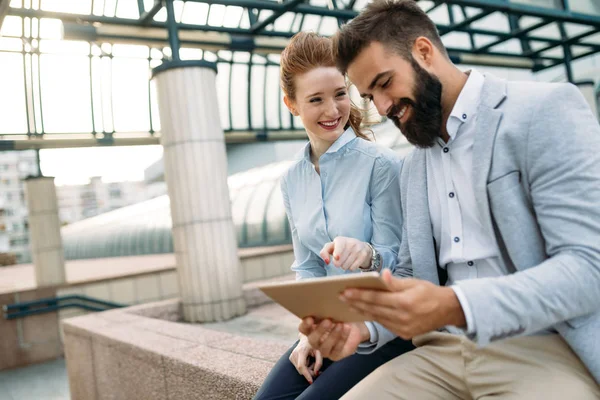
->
[387,98,414,121]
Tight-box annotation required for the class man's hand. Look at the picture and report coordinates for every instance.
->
[340,269,467,340]
[289,334,323,384]
[320,237,372,271]
[298,320,369,361]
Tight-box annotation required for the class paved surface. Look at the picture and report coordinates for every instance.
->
[0,358,70,400]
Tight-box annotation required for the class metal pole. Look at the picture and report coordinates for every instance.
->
[165,0,180,62]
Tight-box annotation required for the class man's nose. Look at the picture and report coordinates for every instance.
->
[373,96,392,117]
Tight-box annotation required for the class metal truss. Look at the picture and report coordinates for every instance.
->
[1,0,600,145]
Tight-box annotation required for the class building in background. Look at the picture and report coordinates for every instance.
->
[56,177,153,225]
[0,151,39,264]
[0,149,164,264]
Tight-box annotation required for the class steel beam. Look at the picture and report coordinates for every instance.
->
[0,0,9,32]
[438,9,494,35]
[474,19,550,53]
[0,130,308,150]
[444,0,600,27]
[141,0,163,25]
[250,0,305,34]
[526,26,600,58]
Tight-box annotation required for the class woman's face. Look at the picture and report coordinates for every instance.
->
[286,67,351,148]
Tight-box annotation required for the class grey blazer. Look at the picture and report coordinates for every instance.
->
[380,74,600,384]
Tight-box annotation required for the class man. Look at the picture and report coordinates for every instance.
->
[299,0,600,398]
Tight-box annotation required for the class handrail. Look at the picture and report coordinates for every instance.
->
[2,295,127,320]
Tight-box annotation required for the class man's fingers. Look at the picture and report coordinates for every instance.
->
[381,270,419,291]
[330,324,351,360]
[305,319,333,348]
[341,288,401,308]
[349,301,407,323]
[318,324,343,356]
[299,317,316,335]
[319,242,335,264]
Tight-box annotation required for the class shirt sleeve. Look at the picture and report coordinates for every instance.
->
[451,286,476,335]
[369,155,403,272]
[356,155,405,353]
[281,176,327,280]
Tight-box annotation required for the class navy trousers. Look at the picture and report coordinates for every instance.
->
[253,337,414,400]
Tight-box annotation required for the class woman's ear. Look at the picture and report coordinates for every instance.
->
[283,95,299,116]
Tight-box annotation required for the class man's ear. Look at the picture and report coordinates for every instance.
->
[283,95,299,116]
[412,36,435,67]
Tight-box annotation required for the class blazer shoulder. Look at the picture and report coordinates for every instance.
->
[504,80,575,106]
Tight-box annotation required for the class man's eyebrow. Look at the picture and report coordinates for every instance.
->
[360,71,392,98]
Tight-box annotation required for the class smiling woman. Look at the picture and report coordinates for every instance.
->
[253,32,414,400]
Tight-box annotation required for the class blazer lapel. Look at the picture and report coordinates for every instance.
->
[472,75,506,236]
[406,149,439,284]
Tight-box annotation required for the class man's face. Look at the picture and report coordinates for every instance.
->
[347,41,443,148]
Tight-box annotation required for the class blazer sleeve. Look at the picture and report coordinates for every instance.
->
[456,84,600,346]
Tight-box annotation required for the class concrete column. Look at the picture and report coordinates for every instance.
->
[575,80,598,121]
[152,61,246,323]
[24,176,66,287]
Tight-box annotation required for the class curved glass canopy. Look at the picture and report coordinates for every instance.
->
[58,120,411,260]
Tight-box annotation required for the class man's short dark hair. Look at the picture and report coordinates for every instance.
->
[333,0,448,74]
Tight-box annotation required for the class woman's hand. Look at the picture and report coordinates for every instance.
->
[320,237,372,271]
[289,334,324,384]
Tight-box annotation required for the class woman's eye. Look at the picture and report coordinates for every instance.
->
[309,98,321,103]
[382,78,391,88]
[336,91,347,97]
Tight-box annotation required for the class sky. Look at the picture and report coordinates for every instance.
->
[39,145,164,186]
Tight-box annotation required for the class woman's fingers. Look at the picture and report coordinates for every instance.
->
[313,350,323,375]
[293,346,313,384]
[319,242,334,264]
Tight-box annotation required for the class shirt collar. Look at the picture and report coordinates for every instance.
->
[325,127,356,155]
[446,69,485,141]
[297,127,357,161]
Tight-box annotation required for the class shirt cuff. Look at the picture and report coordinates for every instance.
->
[451,286,476,335]
[364,321,379,344]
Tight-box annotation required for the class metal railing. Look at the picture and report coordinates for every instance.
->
[2,295,126,320]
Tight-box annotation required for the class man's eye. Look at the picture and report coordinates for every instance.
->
[336,91,347,97]
[382,78,391,88]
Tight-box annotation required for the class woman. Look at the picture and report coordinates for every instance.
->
[253,32,413,400]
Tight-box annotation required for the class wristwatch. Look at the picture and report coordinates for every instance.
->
[360,243,381,272]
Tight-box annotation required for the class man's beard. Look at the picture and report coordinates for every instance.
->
[387,58,443,148]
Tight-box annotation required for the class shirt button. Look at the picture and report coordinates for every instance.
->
[453,237,460,243]
[322,172,327,178]
[449,192,455,198]
[443,147,449,153]
[462,113,467,120]
[467,261,474,266]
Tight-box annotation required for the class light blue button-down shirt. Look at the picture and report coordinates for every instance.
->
[280,128,403,280]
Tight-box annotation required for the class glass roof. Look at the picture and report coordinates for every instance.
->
[1,0,600,145]
[54,120,411,261]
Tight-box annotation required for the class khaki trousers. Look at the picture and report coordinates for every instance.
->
[341,332,599,399]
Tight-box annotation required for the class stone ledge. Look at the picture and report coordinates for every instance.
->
[63,278,298,400]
